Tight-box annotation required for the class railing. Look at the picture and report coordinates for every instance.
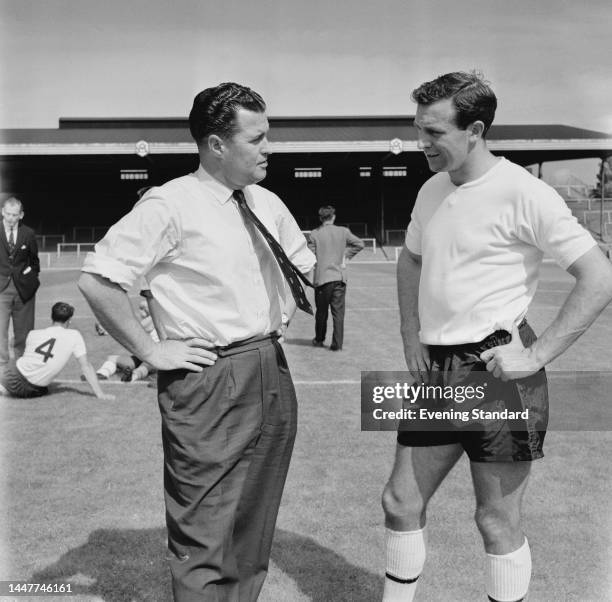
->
[57,242,96,258]
[71,226,107,242]
[552,184,594,199]
[338,222,369,237]
[36,234,66,250]
[385,229,406,246]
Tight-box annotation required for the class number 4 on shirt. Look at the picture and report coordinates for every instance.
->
[34,338,56,362]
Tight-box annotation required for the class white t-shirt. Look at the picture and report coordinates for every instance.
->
[405,157,596,345]
[16,326,87,386]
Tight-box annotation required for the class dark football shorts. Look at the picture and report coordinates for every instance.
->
[397,320,548,462]
[0,361,48,398]
[130,355,144,369]
[128,356,156,374]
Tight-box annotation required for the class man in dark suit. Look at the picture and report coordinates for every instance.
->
[0,197,40,366]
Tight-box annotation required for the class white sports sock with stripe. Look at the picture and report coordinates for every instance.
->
[131,364,149,381]
[486,538,531,602]
[382,527,426,602]
[97,356,118,378]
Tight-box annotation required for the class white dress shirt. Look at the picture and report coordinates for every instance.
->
[82,166,315,346]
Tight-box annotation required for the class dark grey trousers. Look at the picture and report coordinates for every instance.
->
[157,335,297,602]
[314,280,346,349]
[0,279,35,365]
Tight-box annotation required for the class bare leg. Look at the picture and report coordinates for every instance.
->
[470,461,530,554]
[381,443,464,601]
[383,443,464,530]
[471,461,532,601]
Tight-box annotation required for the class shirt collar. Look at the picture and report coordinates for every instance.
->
[196,164,241,205]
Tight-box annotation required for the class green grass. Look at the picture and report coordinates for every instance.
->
[1,261,611,601]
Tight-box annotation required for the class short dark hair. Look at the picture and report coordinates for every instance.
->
[51,302,74,323]
[189,82,266,146]
[411,71,497,136]
[318,205,335,223]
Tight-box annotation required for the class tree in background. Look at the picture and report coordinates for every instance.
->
[592,156,612,199]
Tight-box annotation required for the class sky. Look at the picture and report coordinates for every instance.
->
[1,0,611,181]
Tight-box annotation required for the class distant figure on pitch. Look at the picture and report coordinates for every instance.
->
[94,298,159,382]
[308,205,364,350]
[0,302,114,400]
[0,197,40,367]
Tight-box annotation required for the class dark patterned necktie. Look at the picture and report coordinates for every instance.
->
[234,190,313,315]
[8,228,15,253]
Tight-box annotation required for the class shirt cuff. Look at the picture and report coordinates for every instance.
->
[81,252,139,292]
[292,248,317,274]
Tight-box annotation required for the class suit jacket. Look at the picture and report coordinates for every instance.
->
[307,223,365,286]
[0,222,40,301]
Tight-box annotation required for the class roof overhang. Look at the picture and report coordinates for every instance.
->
[1,138,611,156]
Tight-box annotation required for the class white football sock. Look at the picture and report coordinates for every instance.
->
[131,365,149,381]
[97,356,118,378]
[383,527,426,602]
[486,538,531,602]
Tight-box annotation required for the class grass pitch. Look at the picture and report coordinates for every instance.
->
[1,260,611,601]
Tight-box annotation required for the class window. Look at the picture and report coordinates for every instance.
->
[120,169,148,181]
[294,167,322,179]
[383,167,407,177]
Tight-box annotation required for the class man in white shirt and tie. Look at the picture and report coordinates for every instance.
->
[78,82,315,601]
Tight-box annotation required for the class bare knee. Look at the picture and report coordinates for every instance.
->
[474,505,522,550]
[382,480,426,529]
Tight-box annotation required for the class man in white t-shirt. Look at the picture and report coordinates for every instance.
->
[0,301,114,400]
[380,71,612,602]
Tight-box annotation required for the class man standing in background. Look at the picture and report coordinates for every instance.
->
[308,205,364,351]
[0,197,40,367]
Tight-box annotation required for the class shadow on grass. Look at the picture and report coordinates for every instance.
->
[31,527,381,601]
[32,527,171,602]
[285,337,324,348]
[49,383,94,396]
[271,529,383,601]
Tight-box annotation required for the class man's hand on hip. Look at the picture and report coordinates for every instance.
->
[402,333,431,383]
[480,323,541,381]
[148,338,218,371]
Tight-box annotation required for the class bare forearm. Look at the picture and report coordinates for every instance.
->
[397,248,421,340]
[79,272,218,372]
[81,361,105,398]
[531,271,612,367]
[78,272,157,362]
